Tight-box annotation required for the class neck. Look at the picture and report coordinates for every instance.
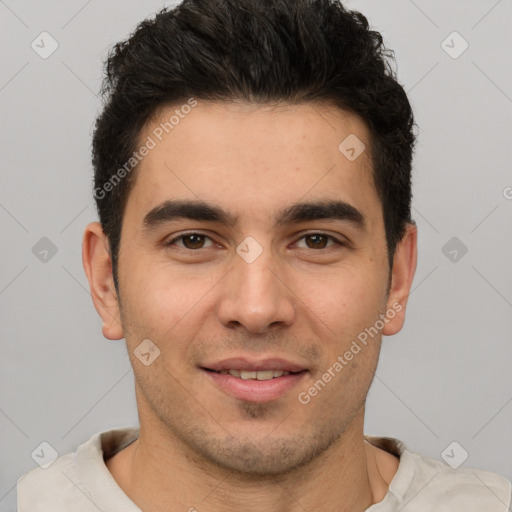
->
[106,409,396,512]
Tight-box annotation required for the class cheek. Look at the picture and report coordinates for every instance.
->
[119,260,218,364]
[326,348,381,414]
[297,268,384,341]
[121,252,198,320]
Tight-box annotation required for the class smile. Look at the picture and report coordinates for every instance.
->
[202,366,308,402]
[213,369,293,380]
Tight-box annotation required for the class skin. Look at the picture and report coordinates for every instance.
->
[83,100,417,512]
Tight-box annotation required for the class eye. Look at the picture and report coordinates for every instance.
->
[295,233,344,250]
[164,232,345,252]
[165,232,216,250]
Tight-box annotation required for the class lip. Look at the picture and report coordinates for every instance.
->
[203,357,307,373]
[201,356,309,402]
[203,369,307,402]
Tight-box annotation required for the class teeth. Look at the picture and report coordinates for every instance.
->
[225,369,290,380]
[240,370,257,380]
[255,370,275,380]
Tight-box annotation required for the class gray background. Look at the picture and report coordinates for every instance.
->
[1,0,511,510]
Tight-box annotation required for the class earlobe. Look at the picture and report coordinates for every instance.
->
[382,222,418,336]
[82,222,124,340]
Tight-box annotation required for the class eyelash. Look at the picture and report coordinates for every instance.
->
[164,232,346,251]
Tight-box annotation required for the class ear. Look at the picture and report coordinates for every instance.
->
[382,222,418,336]
[82,222,124,340]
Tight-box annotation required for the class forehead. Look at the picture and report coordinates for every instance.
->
[126,100,381,230]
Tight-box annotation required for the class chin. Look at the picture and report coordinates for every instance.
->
[193,429,340,478]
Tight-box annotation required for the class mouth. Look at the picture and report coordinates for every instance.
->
[200,357,308,402]
[204,368,303,380]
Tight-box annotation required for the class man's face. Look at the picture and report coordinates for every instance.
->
[105,101,408,475]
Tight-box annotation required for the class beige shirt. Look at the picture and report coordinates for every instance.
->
[17,426,511,511]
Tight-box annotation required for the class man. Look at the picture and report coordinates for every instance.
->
[17,0,511,510]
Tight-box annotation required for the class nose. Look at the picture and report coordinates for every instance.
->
[216,250,296,334]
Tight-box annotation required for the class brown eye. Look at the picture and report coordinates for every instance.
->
[181,234,206,249]
[305,234,329,249]
[166,233,215,250]
[297,233,341,250]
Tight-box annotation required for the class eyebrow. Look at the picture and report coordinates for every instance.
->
[142,198,366,231]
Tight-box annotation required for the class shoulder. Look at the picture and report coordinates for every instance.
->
[399,448,511,511]
[17,451,92,511]
[365,435,511,511]
[17,427,140,512]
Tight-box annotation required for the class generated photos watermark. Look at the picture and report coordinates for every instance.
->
[94,97,198,200]
[298,302,403,405]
